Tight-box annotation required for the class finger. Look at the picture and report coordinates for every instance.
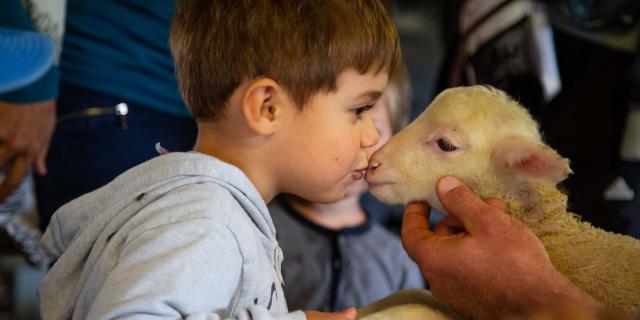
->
[401,201,433,261]
[0,154,30,202]
[34,143,49,176]
[35,102,56,176]
[436,176,495,235]
[433,215,464,236]
[484,197,507,212]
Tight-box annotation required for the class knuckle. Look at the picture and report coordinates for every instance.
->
[6,137,26,151]
[484,197,506,210]
[479,206,512,234]
[477,206,498,223]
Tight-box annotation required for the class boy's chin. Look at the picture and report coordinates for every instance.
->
[301,179,365,203]
[302,189,349,204]
[345,180,367,198]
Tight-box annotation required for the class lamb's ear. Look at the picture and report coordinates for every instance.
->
[491,136,572,184]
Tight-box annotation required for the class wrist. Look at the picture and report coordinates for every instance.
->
[544,272,603,312]
[503,270,602,318]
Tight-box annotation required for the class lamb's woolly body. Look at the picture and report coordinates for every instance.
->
[362,85,640,318]
[505,181,640,315]
[361,304,450,320]
[357,289,464,320]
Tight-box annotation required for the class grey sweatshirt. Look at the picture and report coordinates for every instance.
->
[38,152,306,320]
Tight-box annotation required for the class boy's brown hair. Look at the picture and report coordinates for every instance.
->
[170,0,402,121]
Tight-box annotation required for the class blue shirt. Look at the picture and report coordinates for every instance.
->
[61,0,190,117]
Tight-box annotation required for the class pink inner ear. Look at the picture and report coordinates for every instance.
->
[516,151,567,181]
[494,137,571,183]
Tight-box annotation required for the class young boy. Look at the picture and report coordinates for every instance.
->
[38,0,402,319]
[269,66,423,312]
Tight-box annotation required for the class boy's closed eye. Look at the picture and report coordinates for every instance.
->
[353,104,375,118]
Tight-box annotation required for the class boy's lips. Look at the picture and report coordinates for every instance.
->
[352,168,367,180]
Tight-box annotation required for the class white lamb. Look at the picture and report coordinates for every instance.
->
[360,85,640,318]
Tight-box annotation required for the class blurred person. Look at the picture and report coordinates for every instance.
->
[0,25,55,267]
[0,0,197,230]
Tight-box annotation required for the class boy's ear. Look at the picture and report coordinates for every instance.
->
[241,78,286,135]
[491,136,572,184]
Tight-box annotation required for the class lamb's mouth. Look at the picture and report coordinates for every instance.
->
[366,181,396,188]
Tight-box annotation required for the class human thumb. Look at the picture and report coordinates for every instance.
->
[436,176,493,235]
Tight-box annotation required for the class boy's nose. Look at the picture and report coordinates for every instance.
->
[361,115,380,148]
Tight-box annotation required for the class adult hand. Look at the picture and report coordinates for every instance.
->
[305,307,356,320]
[401,176,602,320]
[0,99,56,201]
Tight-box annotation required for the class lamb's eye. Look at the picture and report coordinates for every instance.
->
[437,138,458,152]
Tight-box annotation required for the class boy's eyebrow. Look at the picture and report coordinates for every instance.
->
[354,90,383,101]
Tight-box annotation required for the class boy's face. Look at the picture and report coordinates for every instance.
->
[345,91,394,198]
[277,69,388,203]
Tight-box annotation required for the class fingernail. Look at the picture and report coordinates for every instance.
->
[439,176,461,193]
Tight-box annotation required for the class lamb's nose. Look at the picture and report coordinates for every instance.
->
[368,160,381,173]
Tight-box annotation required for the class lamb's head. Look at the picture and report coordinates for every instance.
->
[365,85,572,214]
